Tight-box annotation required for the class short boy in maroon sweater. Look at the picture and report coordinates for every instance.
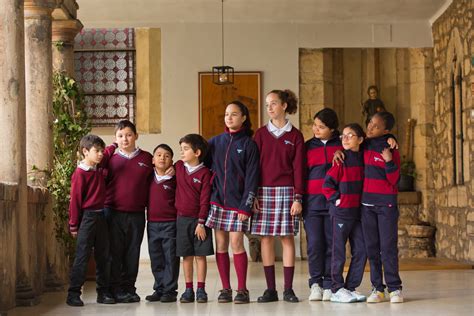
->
[104,120,154,303]
[175,134,213,303]
[145,144,180,303]
[67,135,115,307]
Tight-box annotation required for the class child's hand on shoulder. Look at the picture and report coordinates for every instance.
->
[195,223,206,241]
[165,165,175,176]
[333,150,345,166]
[387,137,399,149]
[381,148,392,162]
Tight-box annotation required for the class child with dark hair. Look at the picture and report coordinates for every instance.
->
[67,134,115,307]
[322,123,367,303]
[175,134,213,303]
[205,101,260,304]
[362,111,403,303]
[304,108,343,302]
[145,144,180,303]
[105,119,154,303]
[251,89,305,303]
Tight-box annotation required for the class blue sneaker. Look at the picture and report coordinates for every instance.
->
[180,288,195,303]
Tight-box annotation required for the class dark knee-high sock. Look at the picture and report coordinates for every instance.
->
[263,265,276,290]
[233,252,248,291]
[283,266,295,290]
[216,252,231,289]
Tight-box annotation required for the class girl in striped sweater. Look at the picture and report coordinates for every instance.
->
[322,123,367,303]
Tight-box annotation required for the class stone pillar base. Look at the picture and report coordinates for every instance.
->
[44,272,65,292]
[15,284,40,306]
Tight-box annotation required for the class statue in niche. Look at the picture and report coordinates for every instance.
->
[362,85,386,126]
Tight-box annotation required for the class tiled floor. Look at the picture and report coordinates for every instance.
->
[6,260,474,315]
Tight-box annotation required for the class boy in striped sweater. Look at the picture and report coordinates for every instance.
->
[362,112,403,303]
[322,123,367,303]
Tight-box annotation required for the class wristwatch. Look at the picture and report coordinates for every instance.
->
[198,223,205,228]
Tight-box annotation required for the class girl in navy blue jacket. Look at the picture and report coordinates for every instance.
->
[205,101,260,304]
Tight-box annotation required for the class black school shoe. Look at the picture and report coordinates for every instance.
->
[180,288,195,303]
[283,289,299,303]
[257,289,279,303]
[127,292,141,303]
[97,292,116,304]
[218,289,233,303]
[196,288,208,303]
[66,295,84,307]
[234,290,250,304]
[145,291,162,302]
[160,292,177,303]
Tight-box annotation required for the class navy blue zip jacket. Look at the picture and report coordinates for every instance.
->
[206,128,260,216]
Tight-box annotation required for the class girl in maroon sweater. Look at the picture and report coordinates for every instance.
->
[251,89,305,303]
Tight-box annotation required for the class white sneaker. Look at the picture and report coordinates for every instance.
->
[330,288,357,303]
[367,288,385,303]
[350,290,366,302]
[322,289,332,301]
[308,283,323,301]
[389,290,404,303]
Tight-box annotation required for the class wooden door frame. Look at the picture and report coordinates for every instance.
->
[198,71,262,137]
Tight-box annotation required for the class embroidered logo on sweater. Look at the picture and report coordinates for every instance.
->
[163,185,171,190]
[284,140,294,146]
[374,157,384,163]
[193,178,201,184]
[246,192,256,207]
[138,162,151,168]
[237,149,243,154]
[338,223,344,228]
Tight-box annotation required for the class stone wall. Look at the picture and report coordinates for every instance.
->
[431,0,474,262]
[0,183,18,311]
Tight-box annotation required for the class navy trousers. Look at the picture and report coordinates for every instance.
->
[147,221,180,295]
[303,211,332,289]
[330,215,366,292]
[68,210,110,296]
[361,205,402,292]
[107,209,146,294]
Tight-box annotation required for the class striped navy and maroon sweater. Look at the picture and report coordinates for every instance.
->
[322,150,364,219]
[304,133,343,212]
[147,174,177,222]
[362,135,400,207]
[254,125,305,196]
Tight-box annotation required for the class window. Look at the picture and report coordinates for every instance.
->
[74,28,136,126]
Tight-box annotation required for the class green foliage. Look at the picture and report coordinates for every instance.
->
[48,71,90,261]
[400,160,417,178]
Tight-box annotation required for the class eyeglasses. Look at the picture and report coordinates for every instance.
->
[339,133,357,140]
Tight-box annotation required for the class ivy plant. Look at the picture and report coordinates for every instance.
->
[48,71,90,261]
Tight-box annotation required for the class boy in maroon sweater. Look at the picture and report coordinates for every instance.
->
[145,144,180,303]
[67,135,115,307]
[175,134,213,303]
[104,120,154,303]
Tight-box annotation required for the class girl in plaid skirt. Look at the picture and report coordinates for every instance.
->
[205,101,260,304]
[250,89,305,303]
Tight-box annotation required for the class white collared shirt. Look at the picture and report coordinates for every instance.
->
[184,162,203,173]
[118,147,141,159]
[154,171,172,182]
[267,119,292,137]
[78,161,96,171]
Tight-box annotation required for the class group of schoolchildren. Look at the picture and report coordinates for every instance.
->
[66,88,404,307]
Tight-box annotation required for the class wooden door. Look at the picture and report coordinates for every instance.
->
[199,72,261,140]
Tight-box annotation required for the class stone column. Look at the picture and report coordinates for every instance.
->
[52,18,83,76]
[21,0,56,305]
[0,0,25,310]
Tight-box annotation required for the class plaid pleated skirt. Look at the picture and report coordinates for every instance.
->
[250,186,300,236]
[206,204,250,232]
